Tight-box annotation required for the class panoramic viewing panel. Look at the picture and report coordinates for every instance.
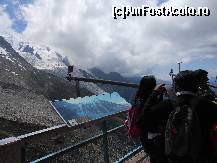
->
[50,92,131,126]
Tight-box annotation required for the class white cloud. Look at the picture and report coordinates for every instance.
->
[0,5,13,31]
[20,0,217,77]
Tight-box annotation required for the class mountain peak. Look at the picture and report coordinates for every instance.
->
[1,32,68,70]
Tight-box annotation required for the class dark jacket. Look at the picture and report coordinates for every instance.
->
[168,95,217,162]
[136,91,174,132]
[192,97,217,157]
[135,91,172,163]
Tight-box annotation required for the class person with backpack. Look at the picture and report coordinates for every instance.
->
[125,76,157,138]
[194,69,217,162]
[165,70,217,163]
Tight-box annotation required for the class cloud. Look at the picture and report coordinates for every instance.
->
[20,0,217,77]
[0,4,13,31]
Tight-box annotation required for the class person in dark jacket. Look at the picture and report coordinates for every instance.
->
[140,83,173,163]
[133,75,158,162]
[135,76,157,130]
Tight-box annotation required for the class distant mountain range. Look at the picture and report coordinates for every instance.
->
[89,67,171,102]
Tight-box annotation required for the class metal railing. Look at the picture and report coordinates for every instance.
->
[0,76,142,163]
[27,117,126,163]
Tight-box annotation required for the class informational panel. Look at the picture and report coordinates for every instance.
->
[50,92,131,126]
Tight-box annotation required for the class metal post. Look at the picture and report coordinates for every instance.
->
[177,61,182,73]
[101,121,109,163]
[178,63,180,72]
[76,80,80,97]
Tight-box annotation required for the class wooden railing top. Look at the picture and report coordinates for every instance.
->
[66,76,139,88]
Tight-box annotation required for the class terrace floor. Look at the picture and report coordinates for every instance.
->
[126,151,150,163]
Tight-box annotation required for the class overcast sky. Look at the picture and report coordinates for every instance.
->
[0,0,217,80]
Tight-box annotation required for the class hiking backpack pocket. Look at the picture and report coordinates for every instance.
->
[165,105,201,160]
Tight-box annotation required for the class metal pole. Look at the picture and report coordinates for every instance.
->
[179,63,180,72]
[76,80,80,97]
[177,62,182,73]
[101,121,109,163]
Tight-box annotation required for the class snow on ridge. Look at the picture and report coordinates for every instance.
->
[1,31,66,70]
[11,71,19,76]
[0,47,16,63]
[16,42,67,70]
[0,47,7,54]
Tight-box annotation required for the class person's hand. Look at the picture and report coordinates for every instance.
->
[154,84,166,93]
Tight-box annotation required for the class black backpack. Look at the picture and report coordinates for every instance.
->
[165,103,202,161]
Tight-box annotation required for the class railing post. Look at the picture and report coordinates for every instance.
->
[101,121,109,163]
[76,80,80,97]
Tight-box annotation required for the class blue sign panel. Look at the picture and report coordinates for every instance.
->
[50,92,131,126]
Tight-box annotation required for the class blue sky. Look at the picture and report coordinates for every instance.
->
[0,0,31,32]
[0,0,217,80]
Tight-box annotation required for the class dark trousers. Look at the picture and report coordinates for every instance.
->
[140,132,168,163]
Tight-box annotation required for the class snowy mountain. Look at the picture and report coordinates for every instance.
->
[0,31,105,95]
[0,35,90,99]
[1,32,172,101]
[3,33,66,70]
[0,35,35,89]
